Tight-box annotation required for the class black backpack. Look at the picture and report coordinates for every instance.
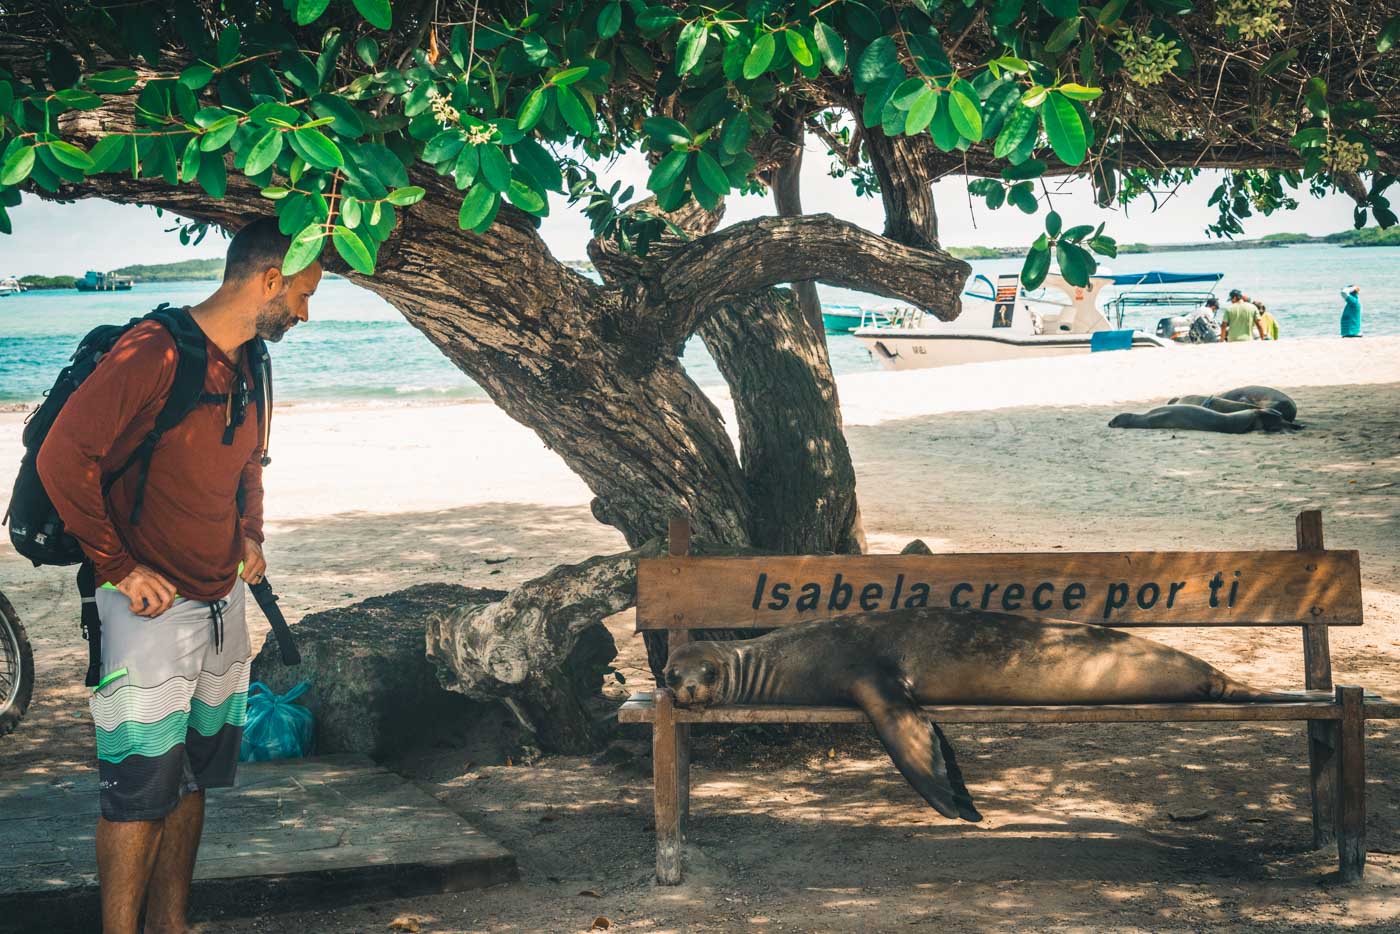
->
[4,303,294,685]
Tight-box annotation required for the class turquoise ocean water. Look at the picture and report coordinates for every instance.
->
[1,243,1394,404]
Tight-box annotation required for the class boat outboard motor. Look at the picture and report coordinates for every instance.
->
[1156,315,1190,341]
[1188,316,1219,343]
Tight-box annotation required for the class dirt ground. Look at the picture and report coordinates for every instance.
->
[3,383,1399,932]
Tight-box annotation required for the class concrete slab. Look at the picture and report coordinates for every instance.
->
[0,753,517,932]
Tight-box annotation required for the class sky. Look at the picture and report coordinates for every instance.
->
[0,141,1361,277]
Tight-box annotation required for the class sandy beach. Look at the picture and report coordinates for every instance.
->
[3,335,1399,932]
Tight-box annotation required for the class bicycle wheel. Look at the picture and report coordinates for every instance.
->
[0,590,33,737]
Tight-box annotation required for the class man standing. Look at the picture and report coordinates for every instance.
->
[37,217,319,933]
[1340,285,1363,337]
[1220,289,1265,342]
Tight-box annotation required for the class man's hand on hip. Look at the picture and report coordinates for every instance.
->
[241,538,266,585]
[116,565,178,618]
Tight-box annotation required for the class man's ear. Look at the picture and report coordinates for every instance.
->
[261,266,283,300]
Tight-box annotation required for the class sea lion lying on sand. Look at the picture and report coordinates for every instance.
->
[1168,385,1299,422]
[664,608,1294,822]
[1108,404,1295,433]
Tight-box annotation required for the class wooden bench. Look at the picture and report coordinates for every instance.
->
[620,511,1397,884]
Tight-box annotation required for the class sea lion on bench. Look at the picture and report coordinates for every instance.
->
[1168,386,1299,422]
[1108,405,1294,433]
[664,608,1295,824]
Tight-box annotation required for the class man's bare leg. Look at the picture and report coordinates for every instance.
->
[143,790,206,934]
[96,816,164,934]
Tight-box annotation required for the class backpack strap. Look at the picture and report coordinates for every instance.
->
[125,305,209,525]
[246,336,273,467]
[78,560,102,688]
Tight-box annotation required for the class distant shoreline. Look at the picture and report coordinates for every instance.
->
[13,228,1394,286]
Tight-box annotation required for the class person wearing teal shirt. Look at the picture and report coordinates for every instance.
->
[1340,286,1362,337]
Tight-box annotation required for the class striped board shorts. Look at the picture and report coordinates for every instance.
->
[90,580,251,821]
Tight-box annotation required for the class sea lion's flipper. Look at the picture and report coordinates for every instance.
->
[850,675,982,822]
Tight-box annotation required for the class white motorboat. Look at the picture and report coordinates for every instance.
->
[854,270,1223,370]
[0,275,21,296]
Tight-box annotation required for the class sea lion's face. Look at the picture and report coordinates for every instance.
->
[664,643,727,709]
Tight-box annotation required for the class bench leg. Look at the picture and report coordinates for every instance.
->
[1307,720,1339,849]
[1336,686,1366,883]
[677,723,691,833]
[653,690,684,885]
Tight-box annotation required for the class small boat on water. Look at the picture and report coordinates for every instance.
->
[75,270,135,291]
[0,275,21,296]
[854,270,1222,370]
[822,304,894,333]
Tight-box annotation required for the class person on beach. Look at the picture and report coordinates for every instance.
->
[1255,302,1280,340]
[1340,285,1363,337]
[1220,289,1266,342]
[35,217,319,934]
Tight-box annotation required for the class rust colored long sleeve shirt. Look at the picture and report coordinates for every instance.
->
[36,319,265,602]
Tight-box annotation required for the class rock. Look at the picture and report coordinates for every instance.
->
[251,584,534,762]
[901,539,934,555]
[1167,806,1213,823]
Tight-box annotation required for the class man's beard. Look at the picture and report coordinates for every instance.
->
[255,292,298,342]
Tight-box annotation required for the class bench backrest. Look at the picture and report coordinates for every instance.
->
[636,511,1360,692]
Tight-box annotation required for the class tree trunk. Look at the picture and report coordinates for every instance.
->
[863,127,941,249]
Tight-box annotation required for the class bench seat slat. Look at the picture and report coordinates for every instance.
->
[619,691,1392,725]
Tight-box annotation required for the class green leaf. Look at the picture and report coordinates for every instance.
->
[249,102,302,126]
[217,25,241,67]
[1062,224,1095,242]
[1021,244,1051,289]
[721,113,750,155]
[1041,93,1086,165]
[1289,127,1327,149]
[180,136,201,183]
[929,92,961,151]
[341,195,361,227]
[948,83,984,141]
[994,105,1037,158]
[1045,17,1081,55]
[677,21,708,75]
[1089,235,1118,258]
[1008,181,1039,213]
[1098,0,1128,25]
[89,134,130,172]
[453,145,479,188]
[200,115,240,151]
[457,183,498,230]
[312,95,366,138]
[55,88,103,109]
[854,35,899,93]
[49,140,95,171]
[649,150,690,191]
[1002,158,1047,180]
[989,56,1030,75]
[351,0,392,30]
[1057,83,1102,101]
[1041,0,1080,16]
[1,145,36,186]
[813,20,846,73]
[244,127,284,176]
[597,2,622,39]
[694,150,729,196]
[296,0,333,26]
[1305,77,1328,118]
[785,30,814,67]
[197,148,227,197]
[333,224,375,274]
[282,223,326,275]
[1021,85,1048,108]
[1259,48,1297,77]
[179,64,214,89]
[904,88,939,136]
[637,9,683,31]
[511,137,564,192]
[1377,15,1400,53]
[643,116,692,146]
[553,66,590,86]
[1056,239,1095,286]
[1046,211,1062,237]
[744,33,776,79]
[423,131,464,164]
[86,68,140,93]
[555,85,594,136]
[355,36,379,67]
[479,144,511,192]
[294,127,344,169]
[517,86,548,130]
[506,177,547,215]
[262,185,291,200]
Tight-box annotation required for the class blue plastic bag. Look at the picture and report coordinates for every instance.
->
[239,681,315,762]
